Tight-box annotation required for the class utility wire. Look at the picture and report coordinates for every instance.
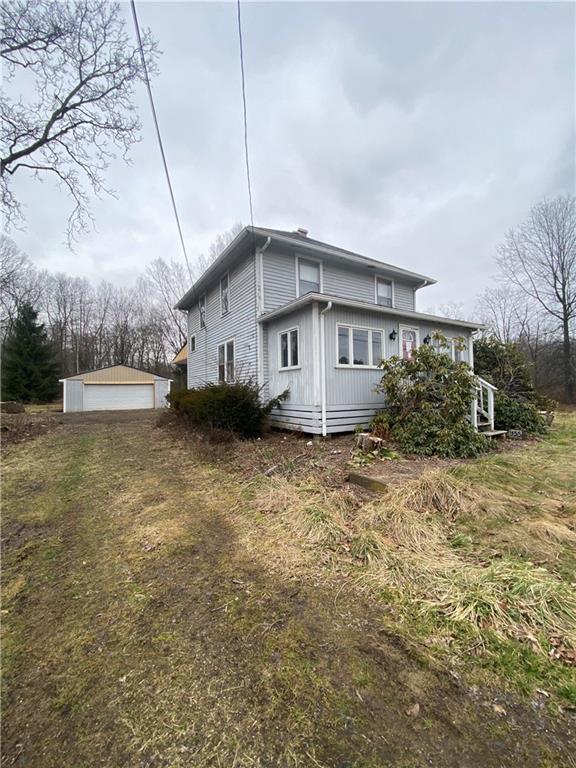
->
[236,0,255,232]
[130,0,193,281]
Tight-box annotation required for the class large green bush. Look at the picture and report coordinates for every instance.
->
[372,335,490,458]
[474,337,551,433]
[494,392,546,435]
[169,379,288,439]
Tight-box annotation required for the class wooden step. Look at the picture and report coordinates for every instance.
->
[480,429,507,438]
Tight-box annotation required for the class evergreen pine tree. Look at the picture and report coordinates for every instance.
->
[1,304,60,403]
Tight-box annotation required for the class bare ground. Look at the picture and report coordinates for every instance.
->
[2,413,575,767]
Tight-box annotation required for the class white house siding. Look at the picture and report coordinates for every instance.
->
[64,379,83,412]
[187,254,257,387]
[154,379,171,408]
[323,307,474,433]
[264,305,322,433]
[261,248,417,314]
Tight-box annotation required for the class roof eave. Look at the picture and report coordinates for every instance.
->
[257,293,483,330]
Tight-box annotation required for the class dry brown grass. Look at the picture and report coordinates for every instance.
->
[253,462,576,654]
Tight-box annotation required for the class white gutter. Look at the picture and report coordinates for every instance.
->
[319,301,333,437]
[256,237,272,389]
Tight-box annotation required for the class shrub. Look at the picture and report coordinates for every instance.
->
[169,379,288,439]
[474,337,552,433]
[372,334,490,458]
[494,391,546,435]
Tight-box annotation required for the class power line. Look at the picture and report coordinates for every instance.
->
[236,0,255,231]
[130,0,193,281]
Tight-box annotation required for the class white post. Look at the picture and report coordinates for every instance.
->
[487,386,494,430]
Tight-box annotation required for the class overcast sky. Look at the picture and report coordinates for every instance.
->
[7,0,576,314]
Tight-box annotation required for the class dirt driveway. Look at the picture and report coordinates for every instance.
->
[2,417,574,767]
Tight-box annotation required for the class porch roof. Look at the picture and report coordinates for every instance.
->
[257,293,484,331]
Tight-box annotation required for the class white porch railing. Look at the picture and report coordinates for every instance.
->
[471,376,496,432]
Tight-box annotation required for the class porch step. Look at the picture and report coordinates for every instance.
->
[480,429,507,439]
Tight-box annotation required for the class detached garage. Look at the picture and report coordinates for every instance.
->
[60,365,171,413]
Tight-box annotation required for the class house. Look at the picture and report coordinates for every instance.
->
[175,226,494,435]
[60,365,171,412]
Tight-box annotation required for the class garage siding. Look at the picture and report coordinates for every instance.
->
[65,379,84,412]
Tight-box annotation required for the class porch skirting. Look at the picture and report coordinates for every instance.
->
[269,403,380,435]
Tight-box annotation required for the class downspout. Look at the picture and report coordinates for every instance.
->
[319,301,333,437]
[256,237,272,389]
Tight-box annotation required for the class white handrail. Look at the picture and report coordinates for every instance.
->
[471,376,496,431]
[476,375,497,391]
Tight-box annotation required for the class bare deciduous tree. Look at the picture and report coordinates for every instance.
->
[0,235,43,337]
[1,0,157,240]
[497,195,576,401]
[196,221,243,275]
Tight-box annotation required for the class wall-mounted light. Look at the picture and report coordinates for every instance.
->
[423,334,432,345]
[389,329,397,341]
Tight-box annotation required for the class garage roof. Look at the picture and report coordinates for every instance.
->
[60,365,170,383]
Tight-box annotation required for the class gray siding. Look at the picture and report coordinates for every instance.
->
[323,262,374,303]
[154,380,171,408]
[64,379,83,412]
[262,248,296,313]
[323,307,473,431]
[264,306,315,407]
[261,249,416,313]
[395,282,415,311]
[187,254,257,386]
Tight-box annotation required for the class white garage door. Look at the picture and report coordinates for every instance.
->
[83,384,154,411]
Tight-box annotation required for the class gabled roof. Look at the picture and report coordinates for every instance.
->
[59,364,171,383]
[175,226,436,310]
[258,292,484,331]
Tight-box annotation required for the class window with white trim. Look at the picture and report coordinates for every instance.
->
[279,327,299,369]
[298,258,320,295]
[199,295,206,329]
[218,339,235,382]
[337,325,383,367]
[190,335,196,353]
[400,327,418,360]
[220,273,229,315]
[376,277,393,307]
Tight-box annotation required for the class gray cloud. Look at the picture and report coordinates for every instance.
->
[7,0,575,314]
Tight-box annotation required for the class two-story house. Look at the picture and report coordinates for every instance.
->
[175,226,492,436]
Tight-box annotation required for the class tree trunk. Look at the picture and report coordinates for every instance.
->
[562,315,575,403]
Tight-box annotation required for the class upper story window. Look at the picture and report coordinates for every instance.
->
[190,335,196,353]
[220,273,229,315]
[297,257,321,296]
[337,325,383,367]
[376,277,393,307]
[279,327,299,369]
[199,295,206,329]
[218,339,235,382]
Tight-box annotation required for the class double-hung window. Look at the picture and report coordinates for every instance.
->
[279,328,299,369]
[199,295,206,329]
[218,339,235,382]
[297,258,321,295]
[220,273,229,315]
[337,325,383,367]
[376,277,393,307]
